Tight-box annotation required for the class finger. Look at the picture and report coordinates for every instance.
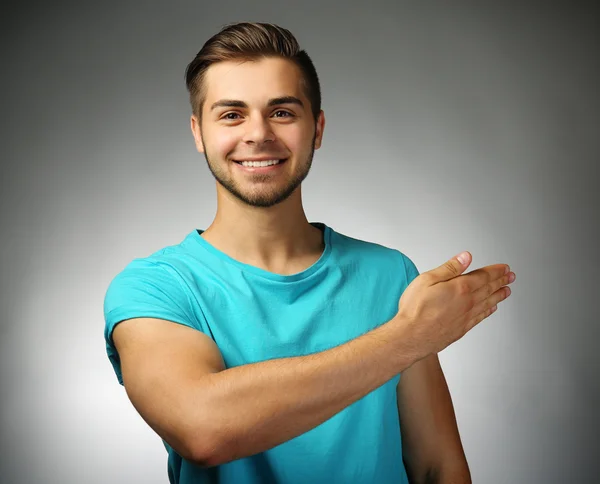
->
[471,270,515,306]
[462,263,510,292]
[466,285,511,328]
[428,251,472,283]
[464,304,497,332]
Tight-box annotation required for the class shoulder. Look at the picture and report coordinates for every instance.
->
[103,232,203,383]
[109,230,199,281]
[104,231,202,315]
[331,226,418,275]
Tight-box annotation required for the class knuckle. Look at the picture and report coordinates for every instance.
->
[457,280,470,295]
[445,261,460,277]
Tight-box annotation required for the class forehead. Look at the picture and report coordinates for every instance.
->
[203,57,306,105]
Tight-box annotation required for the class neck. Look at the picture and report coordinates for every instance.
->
[201,186,324,273]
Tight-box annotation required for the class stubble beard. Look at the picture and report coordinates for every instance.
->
[202,131,317,208]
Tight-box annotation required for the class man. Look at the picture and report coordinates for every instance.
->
[103,22,515,483]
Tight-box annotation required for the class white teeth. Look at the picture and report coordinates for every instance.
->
[239,159,281,167]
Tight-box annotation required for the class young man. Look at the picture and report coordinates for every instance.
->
[104,22,515,484]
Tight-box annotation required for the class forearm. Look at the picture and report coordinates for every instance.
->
[435,457,472,484]
[437,466,472,484]
[197,316,419,467]
[414,462,471,484]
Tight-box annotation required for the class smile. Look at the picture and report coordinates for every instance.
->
[233,159,288,171]
[235,159,282,167]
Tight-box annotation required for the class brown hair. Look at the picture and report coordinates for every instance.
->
[185,22,321,121]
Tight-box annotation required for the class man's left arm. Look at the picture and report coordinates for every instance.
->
[397,353,472,484]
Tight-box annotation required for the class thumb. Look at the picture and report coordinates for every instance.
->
[430,251,472,282]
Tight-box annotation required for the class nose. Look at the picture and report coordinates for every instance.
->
[242,115,275,145]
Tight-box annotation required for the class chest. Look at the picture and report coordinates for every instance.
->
[187,264,402,368]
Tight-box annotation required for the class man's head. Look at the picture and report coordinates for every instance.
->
[185,22,321,122]
[185,22,325,208]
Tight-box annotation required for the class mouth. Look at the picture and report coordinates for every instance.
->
[233,158,288,171]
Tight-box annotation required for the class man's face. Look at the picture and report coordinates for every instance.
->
[191,57,325,208]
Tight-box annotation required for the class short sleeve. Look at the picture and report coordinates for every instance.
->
[103,258,197,385]
[402,253,420,285]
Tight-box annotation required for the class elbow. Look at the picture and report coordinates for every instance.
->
[186,435,224,468]
[189,453,220,469]
[184,400,239,467]
[187,427,239,468]
[187,446,219,468]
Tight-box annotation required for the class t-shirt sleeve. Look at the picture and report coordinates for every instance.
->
[103,258,198,385]
[402,252,420,285]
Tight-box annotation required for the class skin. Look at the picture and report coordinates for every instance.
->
[190,57,326,275]
[398,354,472,483]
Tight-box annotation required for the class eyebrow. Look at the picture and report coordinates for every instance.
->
[210,96,304,111]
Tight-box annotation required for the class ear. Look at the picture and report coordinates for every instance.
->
[190,115,205,153]
[313,110,325,150]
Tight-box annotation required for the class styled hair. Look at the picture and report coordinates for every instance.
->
[184,22,321,121]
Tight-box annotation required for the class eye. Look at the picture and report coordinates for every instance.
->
[222,112,241,120]
[273,110,293,118]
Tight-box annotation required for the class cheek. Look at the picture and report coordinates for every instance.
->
[278,125,310,153]
[205,128,239,156]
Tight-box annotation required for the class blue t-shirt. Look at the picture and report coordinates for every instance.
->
[103,222,420,484]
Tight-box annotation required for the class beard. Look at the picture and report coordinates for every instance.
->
[202,131,316,208]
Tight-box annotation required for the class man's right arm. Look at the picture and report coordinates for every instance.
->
[113,314,420,468]
[113,252,514,469]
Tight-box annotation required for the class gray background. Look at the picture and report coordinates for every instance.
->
[2,1,598,483]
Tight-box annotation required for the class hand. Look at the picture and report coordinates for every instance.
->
[395,252,515,359]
